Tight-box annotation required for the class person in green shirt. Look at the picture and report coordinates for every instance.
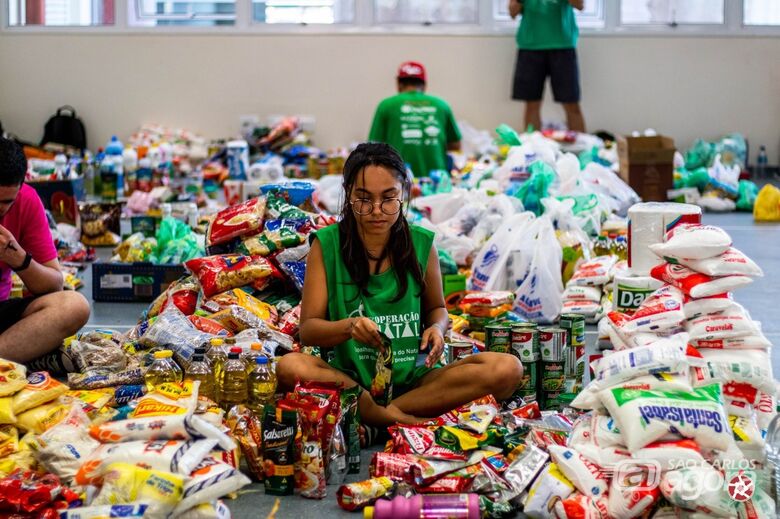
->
[368,61,461,178]
[277,143,521,431]
[510,0,586,133]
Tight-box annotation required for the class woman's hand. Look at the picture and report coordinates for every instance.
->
[420,325,445,368]
[350,317,385,352]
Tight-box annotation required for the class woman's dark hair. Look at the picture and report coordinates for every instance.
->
[339,142,425,302]
[0,138,27,187]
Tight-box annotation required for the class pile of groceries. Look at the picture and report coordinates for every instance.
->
[0,191,778,518]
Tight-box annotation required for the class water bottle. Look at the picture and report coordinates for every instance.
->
[105,136,124,198]
[756,145,768,179]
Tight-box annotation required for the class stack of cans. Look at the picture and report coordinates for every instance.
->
[510,323,539,403]
[485,324,512,354]
[539,326,567,410]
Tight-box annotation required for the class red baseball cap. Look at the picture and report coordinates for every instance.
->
[397,61,426,83]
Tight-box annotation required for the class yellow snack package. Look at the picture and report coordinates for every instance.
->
[66,388,115,410]
[0,424,18,458]
[12,372,69,415]
[209,289,278,325]
[16,398,70,434]
[0,396,16,424]
[0,359,27,396]
[130,381,197,419]
[0,432,37,476]
[92,462,185,518]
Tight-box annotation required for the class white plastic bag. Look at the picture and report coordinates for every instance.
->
[512,216,564,323]
[469,212,535,291]
[411,189,470,224]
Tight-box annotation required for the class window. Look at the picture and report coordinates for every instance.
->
[252,1,354,24]
[129,0,236,27]
[7,0,114,26]
[494,0,605,29]
[744,0,780,26]
[620,0,724,25]
[375,0,479,25]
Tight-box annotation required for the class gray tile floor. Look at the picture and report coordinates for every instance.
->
[80,211,780,518]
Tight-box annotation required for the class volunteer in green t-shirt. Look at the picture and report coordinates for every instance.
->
[277,143,521,431]
[368,61,461,178]
[510,0,586,132]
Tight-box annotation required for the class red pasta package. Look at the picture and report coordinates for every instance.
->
[206,197,266,247]
[188,315,233,336]
[185,255,276,298]
[279,305,301,337]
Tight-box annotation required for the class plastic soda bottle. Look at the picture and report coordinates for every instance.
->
[364,494,480,519]
[219,347,248,411]
[206,338,228,402]
[247,356,277,416]
[185,347,215,402]
[144,350,183,392]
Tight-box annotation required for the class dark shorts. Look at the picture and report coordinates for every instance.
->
[0,297,35,334]
[512,48,581,103]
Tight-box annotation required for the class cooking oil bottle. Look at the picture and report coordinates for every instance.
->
[615,235,628,261]
[185,347,215,402]
[593,234,611,257]
[144,350,183,392]
[248,356,277,416]
[219,347,247,411]
[241,343,264,374]
[206,337,228,402]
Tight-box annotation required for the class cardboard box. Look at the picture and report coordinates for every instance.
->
[616,135,676,202]
[29,177,84,227]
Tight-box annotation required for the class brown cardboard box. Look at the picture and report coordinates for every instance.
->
[616,135,676,202]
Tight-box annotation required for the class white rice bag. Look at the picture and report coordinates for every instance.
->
[673,247,763,277]
[691,335,772,350]
[592,336,689,390]
[562,285,602,302]
[173,457,251,516]
[729,415,765,462]
[33,405,100,485]
[754,392,776,432]
[553,493,609,519]
[649,224,732,260]
[683,294,735,320]
[58,504,149,519]
[89,413,235,451]
[600,383,732,452]
[561,299,601,317]
[686,306,761,342]
[607,473,660,519]
[548,445,609,498]
[698,349,774,395]
[609,286,685,336]
[75,439,218,486]
[523,463,575,519]
[567,256,618,287]
[568,414,626,450]
[651,263,752,298]
[633,439,706,472]
[660,465,736,517]
[725,399,754,418]
[737,487,776,519]
[573,373,692,411]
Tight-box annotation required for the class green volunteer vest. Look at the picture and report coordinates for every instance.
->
[315,223,434,391]
[516,0,578,50]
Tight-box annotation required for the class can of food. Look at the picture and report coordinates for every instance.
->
[447,341,474,364]
[539,327,567,362]
[511,326,538,362]
[541,390,564,411]
[516,360,539,392]
[564,346,578,378]
[559,313,585,348]
[485,324,512,354]
[541,360,566,392]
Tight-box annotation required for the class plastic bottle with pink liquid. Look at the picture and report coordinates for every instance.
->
[363,494,480,519]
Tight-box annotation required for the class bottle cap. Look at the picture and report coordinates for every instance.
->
[256,356,269,365]
[363,507,374,519]
[210,338,225,347]
[251,342,263,351]
[230,347,242,354]
[154,350,173,359]
[192,354,204,362]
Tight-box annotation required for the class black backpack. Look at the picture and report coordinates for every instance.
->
[41,106,87,151]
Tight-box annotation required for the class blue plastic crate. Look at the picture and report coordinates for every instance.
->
[92,262,186,302]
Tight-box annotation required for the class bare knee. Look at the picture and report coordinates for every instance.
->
[277,352,315,388]
[482,353,523,398]
[29,291,90,333]
[65,292,90,329]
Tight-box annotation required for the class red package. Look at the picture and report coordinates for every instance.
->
[459,291,514,308]
[206,197,266,247]
[278,398,328,499]
[292,382,341,461]
[279,305,301,337]
[369,452,417,480]
[185,254,276,298]
[388,425,468,461]
[0,471,79,516]
[416,473,473,493]
[511,401,542,421]
[188,315,233,336]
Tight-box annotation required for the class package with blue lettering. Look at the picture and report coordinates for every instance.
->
[601,383,732,452]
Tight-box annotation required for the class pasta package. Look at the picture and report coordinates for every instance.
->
[186,255,276,298]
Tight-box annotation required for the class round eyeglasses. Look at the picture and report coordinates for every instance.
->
[350,198,403,216]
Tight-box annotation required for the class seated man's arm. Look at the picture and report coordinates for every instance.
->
[509,0,523,19]
[447,141,461,152]
[0,225,62,295]
[569,0,584,10]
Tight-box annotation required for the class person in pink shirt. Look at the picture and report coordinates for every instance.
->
[0,138,90,367]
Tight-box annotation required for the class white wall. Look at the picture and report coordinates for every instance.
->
[0,32,778,163]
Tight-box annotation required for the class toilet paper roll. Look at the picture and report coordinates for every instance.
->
[627,202,701,276]
[612,275,665,314]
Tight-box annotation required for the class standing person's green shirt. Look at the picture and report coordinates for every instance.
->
[369,91,461,178]
[515,0,578,50]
